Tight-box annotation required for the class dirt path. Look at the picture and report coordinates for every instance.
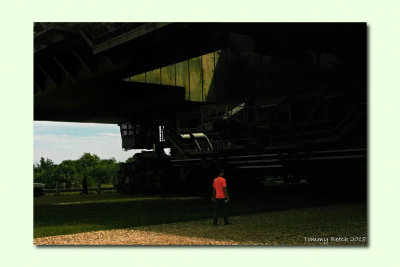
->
[34,229,251,246]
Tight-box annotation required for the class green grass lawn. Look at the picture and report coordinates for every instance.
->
[35,192,217,237]
[34,191,367,245]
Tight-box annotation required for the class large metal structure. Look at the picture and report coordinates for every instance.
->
[34,23,367,193]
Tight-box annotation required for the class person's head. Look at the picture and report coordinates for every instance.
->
[219,169,224,177]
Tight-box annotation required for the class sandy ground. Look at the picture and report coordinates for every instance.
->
[34,229,252,246]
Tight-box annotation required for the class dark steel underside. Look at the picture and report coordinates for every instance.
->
[34,23,366,124]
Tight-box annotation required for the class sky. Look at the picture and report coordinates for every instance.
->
[34,121,143,164]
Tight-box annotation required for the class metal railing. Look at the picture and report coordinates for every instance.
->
[44,186,115,194]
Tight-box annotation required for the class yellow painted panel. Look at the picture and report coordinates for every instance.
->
[128,50,223,103]
[189,56,203,102]
[160,64,176,86]
[130,73,146,82]
[209,50,225,103]
[202,52,215,102]
[147,69,161,84]
[214,50,221,68]
[176,60,190,100]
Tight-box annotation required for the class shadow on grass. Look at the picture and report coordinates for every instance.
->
[132,202,367,245]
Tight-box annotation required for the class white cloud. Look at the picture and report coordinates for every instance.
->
[98,133,120,137]
[34,134,141,164]
[34,121,118,129]
[33,121,160,164]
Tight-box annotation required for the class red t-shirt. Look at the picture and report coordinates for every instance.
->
[213,177,227,199]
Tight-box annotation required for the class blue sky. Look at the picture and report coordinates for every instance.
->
[34,121,141,164]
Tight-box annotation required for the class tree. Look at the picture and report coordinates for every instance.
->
[76,153,101,186]
[125,156,135,163]
[78,153,101,167]
[33,153,121,190]
[34,157,57,188]
[58,160,81,188]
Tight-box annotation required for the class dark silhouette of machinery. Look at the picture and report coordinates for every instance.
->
[114,92,366,193]
[34,23,367,194]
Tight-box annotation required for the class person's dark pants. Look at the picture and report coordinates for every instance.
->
[213,198,229,225]
[80,186,88,194]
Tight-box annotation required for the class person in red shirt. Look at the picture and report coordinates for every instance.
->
[212,170,230,226]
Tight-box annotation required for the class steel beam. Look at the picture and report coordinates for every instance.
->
[53,56,75,82]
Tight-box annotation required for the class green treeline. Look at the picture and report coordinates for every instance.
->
[33,153,131,189]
